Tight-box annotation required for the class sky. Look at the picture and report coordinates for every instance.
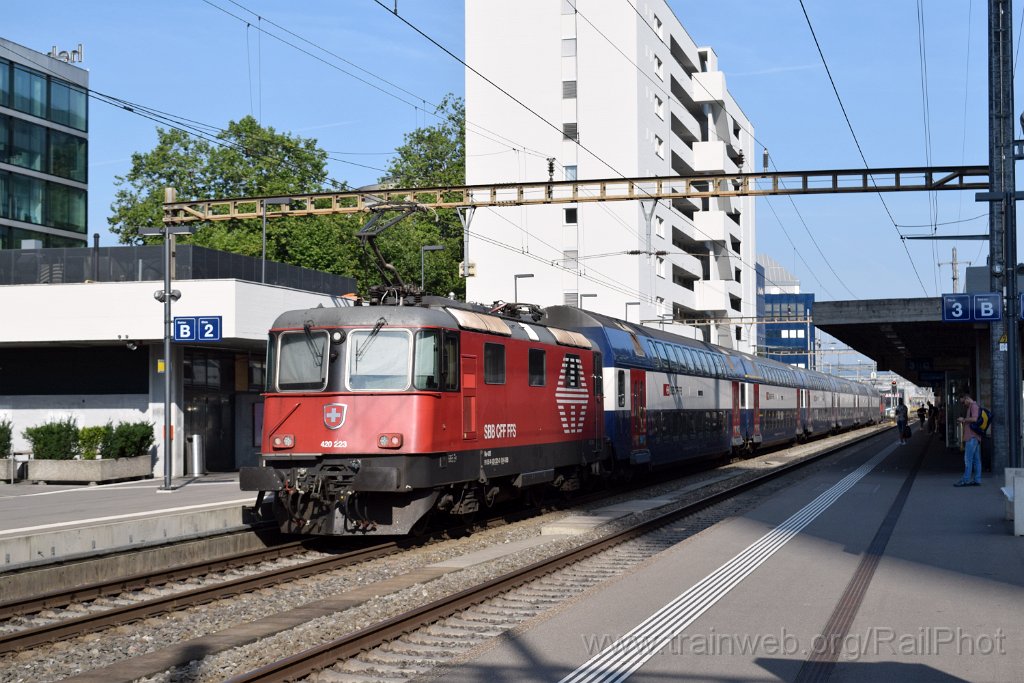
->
[4,0,1006,309]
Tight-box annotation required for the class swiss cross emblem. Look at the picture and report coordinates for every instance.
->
[323,403,348,430]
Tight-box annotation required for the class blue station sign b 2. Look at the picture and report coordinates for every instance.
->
[173,316,223,342]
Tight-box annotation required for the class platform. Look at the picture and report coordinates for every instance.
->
[443,429,1024,682]
[0,474,256,571]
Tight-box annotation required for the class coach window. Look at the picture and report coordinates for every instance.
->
[529,348,546,386]
[617,370,626,408]
[484,342,506,384]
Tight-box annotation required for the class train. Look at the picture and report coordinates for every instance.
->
[240,295,882,536]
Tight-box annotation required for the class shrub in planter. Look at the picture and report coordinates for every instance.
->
[79,423,113,461]
[108,421,155,459]
[0,418,12,459]
[23,418,80,460]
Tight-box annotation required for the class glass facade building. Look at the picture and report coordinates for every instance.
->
[0,38,88,249]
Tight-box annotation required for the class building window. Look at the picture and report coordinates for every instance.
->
[10,118,45,172]
[13,65,46,118]
[564,291,579,307]
[656,296,666,316]
[47,182,86,232]
[655,215,665,238]
[654,94,664,119]
[736,326,743,341]
[654,14,664,38]
[563,80,577,98]
[654,55,664,80]
[561,0,575,14]
[49,80,87,131]
[734,267,741,283]
[656,256,665,278]
[563,122,578,140]
[564,207,578,224]
[10,174,45,224]
[562,249,579,269]
[0,58,9,108]
[562,39,577,57]
[564,165,577,181]
[49,129,88,182]
[0,115,7,162]
[654,135,664,158]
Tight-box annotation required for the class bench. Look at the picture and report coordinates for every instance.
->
[1001,468,1024,536]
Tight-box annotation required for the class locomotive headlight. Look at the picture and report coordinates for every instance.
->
[272,434,296,449]
[377,433,403,449]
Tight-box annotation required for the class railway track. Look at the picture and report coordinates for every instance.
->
[224,427,888,682]
[0,425,888,682]
[0,541,400,654]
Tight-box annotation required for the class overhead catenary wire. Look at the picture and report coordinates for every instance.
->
[797,0,930,297]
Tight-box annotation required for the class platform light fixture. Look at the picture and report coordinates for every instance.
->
[514,273,534,303]
[140,193,196,492]
[420,245,445,291]
[262,197,292,284]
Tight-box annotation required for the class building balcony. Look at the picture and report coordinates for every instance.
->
[694,210,737,244]
[693,140,739,174]
[692,71,725,104]
[695,278,742,313]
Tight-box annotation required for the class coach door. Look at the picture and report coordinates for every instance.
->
[630,369,646,450]
[753,383,762,440]
[592,352,604,447]
[731,381,742,447]
[462,355,477,440]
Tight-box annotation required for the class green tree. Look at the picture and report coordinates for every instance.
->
[371,95,466,297]
[108,115,332,246]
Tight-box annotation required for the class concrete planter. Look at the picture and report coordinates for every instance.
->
[1,458,26,483]
[28,454,153,485]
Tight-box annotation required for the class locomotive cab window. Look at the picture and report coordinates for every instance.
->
[529,348,546,386]
[414,330,444,390]
[347,328,412,391]
[484,342,506,384]
[276,330,330,391]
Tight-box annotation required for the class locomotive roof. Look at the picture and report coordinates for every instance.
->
[271,300,588,347]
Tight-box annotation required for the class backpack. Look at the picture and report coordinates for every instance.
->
[971,406,992,434]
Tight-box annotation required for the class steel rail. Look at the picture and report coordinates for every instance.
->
[225,427,888,682]
[0,541,402,655]
[0,538,305,620]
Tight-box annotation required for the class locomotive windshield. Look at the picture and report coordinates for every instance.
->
[277,330,330,391]
[347,328,412,390]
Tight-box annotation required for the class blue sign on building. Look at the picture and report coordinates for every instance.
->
[973,293,1001,321]
[173,317,197,341]
[941,294,972,322]
[197,316,222,341]
[173,316,222,342]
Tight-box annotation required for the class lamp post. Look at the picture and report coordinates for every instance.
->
[579,293,597,308]
[140,190,195,492]
[625,301,640,322]
[261,197,292,283]
[420,244,445,291]
[514,273,534,302]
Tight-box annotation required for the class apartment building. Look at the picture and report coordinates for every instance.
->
[465,1,755,351]
[0,37,88,249]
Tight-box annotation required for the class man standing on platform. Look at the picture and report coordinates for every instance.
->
[955,391,982,487]
[895,399,909,445]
